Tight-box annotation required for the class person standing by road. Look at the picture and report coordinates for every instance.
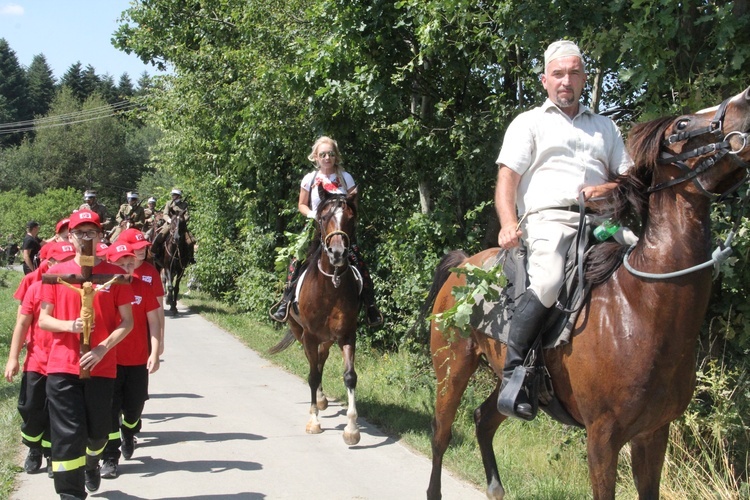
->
[21,221,42,274]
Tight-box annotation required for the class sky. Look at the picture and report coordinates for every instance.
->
[0,1,165,82]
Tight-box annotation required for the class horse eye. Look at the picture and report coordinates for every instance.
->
[676,119,689,130]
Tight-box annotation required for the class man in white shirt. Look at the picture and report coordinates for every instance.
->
[494,40,632,420]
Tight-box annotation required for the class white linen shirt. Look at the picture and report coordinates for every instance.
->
[496,99,632,215]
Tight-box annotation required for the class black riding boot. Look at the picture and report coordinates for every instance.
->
[270,259,302,323]
[497,290,550,420]
[350,245,383,328]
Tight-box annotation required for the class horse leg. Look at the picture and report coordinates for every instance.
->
[630,423,670,499]
[427,332,481,500]
[586,421,625,500]
[474,382,507,500]
[316,344,330,411]
[301,337,323,435]
[340,342,360,446]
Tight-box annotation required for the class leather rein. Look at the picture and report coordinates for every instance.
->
[624,97,750,279]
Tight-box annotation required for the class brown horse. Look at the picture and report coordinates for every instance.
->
[270,187,362,445]
[152,210,192,315]
[426,87,750,499]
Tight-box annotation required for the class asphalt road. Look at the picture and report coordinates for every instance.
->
[11,302,484,499]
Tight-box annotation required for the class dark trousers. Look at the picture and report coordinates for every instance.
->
[18,371,51,457]
[104,365,149,460]
[47,374,114,498]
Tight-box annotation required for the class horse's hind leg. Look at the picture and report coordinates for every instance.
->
[341,342,360,446]
[630,423,670,499]
[474,382,507,499]
[427,331,480,500]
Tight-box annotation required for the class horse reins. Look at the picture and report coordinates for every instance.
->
[651,97,750,200]
[624,97,750,279]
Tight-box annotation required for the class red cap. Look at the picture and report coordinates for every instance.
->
[48,241,76,262]
[107,242,136,262]
[55,218,70,234]
[118,228,151,249]
[39,243,52,261]
[68,209,101,229]
[96,242,109,257]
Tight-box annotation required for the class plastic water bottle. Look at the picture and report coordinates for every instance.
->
[593,219,620,241]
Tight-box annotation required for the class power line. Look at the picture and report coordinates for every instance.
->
[0,99,145,135]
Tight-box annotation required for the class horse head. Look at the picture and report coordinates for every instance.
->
[168,209,188,242]
[316,184,357,268]
[628,86,750,203]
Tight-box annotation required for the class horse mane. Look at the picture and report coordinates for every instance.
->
[584,115,676,283]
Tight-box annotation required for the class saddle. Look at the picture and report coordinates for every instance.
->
[470,223,597,427]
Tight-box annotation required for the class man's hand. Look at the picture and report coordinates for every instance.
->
[498,225,522,249]
[580,182,618,201]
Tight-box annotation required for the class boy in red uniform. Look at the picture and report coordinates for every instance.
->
[100,242,161,479]
[118,228,165,354]
[4,241,76,475]
[39,210,134,500]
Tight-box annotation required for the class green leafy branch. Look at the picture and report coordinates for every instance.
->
[430,261,507,338]
[273,219,315,273]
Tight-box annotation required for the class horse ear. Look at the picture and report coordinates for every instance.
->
[317,184,328,202]
[347,189,358,205]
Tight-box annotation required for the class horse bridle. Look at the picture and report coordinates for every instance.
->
[317,196,352,288]
[651,97,750,200]
[625,97,750,279]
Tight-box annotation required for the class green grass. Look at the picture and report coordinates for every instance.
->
[0,269,23,500]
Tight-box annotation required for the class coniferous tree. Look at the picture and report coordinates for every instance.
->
[26,54,56,117]
[0,38,30,146]
[136,72,152,96]
[81,64,100,101]
[60,61,86,102]
[98,74,118,104]
[118,73,135,99]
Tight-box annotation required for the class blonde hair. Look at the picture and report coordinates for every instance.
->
[308,136,348,191]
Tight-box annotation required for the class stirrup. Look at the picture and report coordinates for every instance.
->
[497,366,537,421]
[365,306,384,328]
[269,299,290,323]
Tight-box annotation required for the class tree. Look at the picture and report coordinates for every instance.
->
[81,64,101,101]
[26,54,56,117]
[60,62,86,102]
[117,73,135,99]
[0,38,30,145]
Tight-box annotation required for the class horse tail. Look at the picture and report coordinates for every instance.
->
[405,250,469,341]
[268,330,296,355]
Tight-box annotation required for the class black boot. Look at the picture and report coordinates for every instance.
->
[269,259,302,323]
[350,245,383,328]
[497,290,550,420]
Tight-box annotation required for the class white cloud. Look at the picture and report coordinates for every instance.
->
[0,4,24,16]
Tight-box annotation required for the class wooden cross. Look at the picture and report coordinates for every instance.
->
[42,238,131,378]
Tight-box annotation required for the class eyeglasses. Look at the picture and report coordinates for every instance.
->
[318,151,336,159]
[70,229,100,240]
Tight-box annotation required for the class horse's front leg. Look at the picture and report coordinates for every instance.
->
[316,343,330,411]
[586,420,626,500]
[630,423,670,499]
[302,337,323,434]
[341,342,360,445]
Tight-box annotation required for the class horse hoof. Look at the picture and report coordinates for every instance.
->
[316,398,328,411]
[306,423,322,434]
[343,430,360,446]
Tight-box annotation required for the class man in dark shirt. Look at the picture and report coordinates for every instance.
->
[21,221,42,274]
